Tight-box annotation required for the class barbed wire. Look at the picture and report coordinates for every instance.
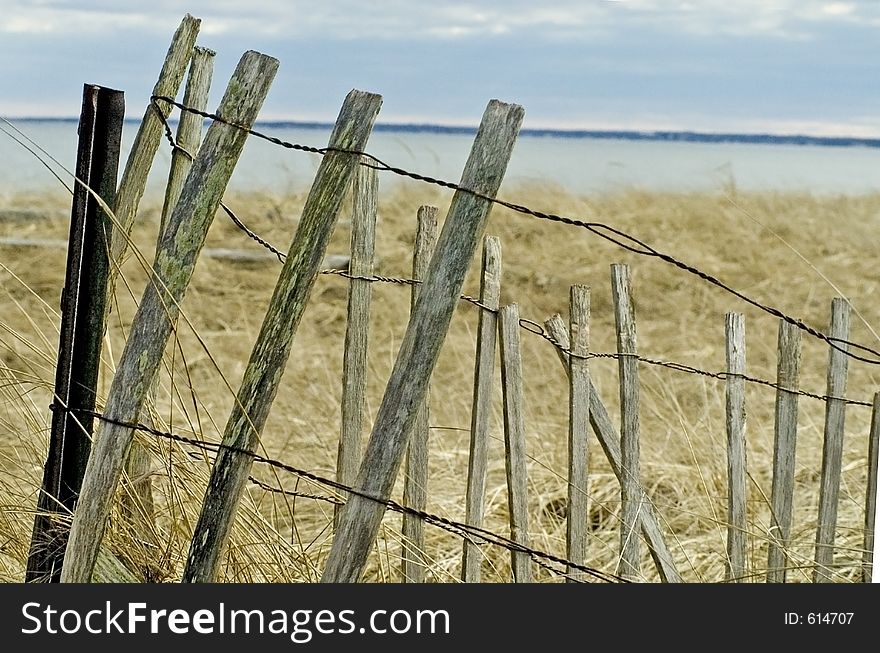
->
[51,403,623,583]
[245,475,580,582]
[150,94,880,368]
[215,198,875,409]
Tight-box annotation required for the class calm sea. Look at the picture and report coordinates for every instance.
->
[2,119,879,198]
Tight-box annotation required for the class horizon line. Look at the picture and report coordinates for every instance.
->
[5,115,880,149]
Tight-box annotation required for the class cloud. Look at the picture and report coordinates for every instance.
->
[0,1,876,136]
[612,0,878,39]
[3,0,877,40]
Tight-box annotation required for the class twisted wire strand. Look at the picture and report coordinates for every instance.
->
[52,403,625,583]
[150,94,880,367]
[217,200,875,409]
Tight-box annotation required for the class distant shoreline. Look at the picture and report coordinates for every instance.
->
[7,117,880,149]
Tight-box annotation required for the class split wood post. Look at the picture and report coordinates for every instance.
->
[863,392,880,582]
[107,14,200,291]
[610,264,642,581]
[766,321,802,583]
[402,206,439,583]
[335,163,379,525]
[724,312,748,582]
[60,51,279,583]
[183,89,383,583]
[26,85,124,582]
[461,235,502,583]
[566,286,590,582]
[544,315,681,582]
[123,43,217,543]
[321,100,524,583]
[814,298,852,583]
[159,45,216,233]
[498,304,532,582]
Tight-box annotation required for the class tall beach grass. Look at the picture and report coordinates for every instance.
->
[1,181,878,582]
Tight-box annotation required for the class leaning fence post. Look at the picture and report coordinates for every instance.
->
[183,89,383,583]
[461,235,502,583]
[766,320,802,583]
[498,304,532,583]
[544,315,681,582]
[610,264,642,581]
[864,392,880,583]
[60,51,279,583]
[107,14,200,291]
[566,286,590,582]
[814,297,851,583]
[402,206,439,583]
[26,85,124,583]
[336,163,379,525]
[159,45,216,234]
[724,312,748,582]
[123,43,217,546]
[322,100,524,583]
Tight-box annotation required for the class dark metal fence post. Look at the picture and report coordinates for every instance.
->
[25,84,124,582]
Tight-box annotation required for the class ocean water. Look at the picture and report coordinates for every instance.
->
[2,119,879,198]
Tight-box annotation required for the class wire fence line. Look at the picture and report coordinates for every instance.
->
[114,94,874,584]
[151,94,880,368]
[48,402,625,584]
[217,196,875,409]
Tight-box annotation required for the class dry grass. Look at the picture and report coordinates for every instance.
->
[1,181,878,583]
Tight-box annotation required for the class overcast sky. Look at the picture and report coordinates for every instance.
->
[1,0,878,136]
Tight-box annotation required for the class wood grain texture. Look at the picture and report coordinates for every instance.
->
[322,99,524,583]
[499,304,532,583]
[766,320,802,583]
[863,393,880,583]
[814,298,851,583]
[160,45,216,233]
[336,163,379,527]
[60,51,279,583]
[611,264,642,581]
[402,206,438,583]
[124,45,216,550]
[724,312,748,582]
[544,314,681,583]
[566,286,590,582]
[108,14,200,290]
[183,89,383,583]
[461,235,502,583]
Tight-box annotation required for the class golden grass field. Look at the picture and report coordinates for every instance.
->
[0,181,878,583]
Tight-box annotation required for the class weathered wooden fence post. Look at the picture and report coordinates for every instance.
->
[123,43,217,544]
[766,320,802,583]
[566,286,590,582]
[159,45,216,233]
[461,235,502,583]
[336,163,379,525]
[498,303,532,583]
[724,312,748,582]
[814,297,851,583]
[402,206,439,583]
[183,89,383,583]
[107,14,199,285]
[611,264,642,581]
[26,85,124,583]
[864,392,880,583]
[321,100,524,583]
[60,51,279,583]
[105,18,199,538]
[544,315,681,582]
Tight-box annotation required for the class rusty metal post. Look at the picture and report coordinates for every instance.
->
[26,84,124,582]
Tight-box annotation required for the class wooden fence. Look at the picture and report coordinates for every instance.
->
[22,15,880,584]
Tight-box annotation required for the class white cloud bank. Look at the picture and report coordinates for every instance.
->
[2,0,877,40]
